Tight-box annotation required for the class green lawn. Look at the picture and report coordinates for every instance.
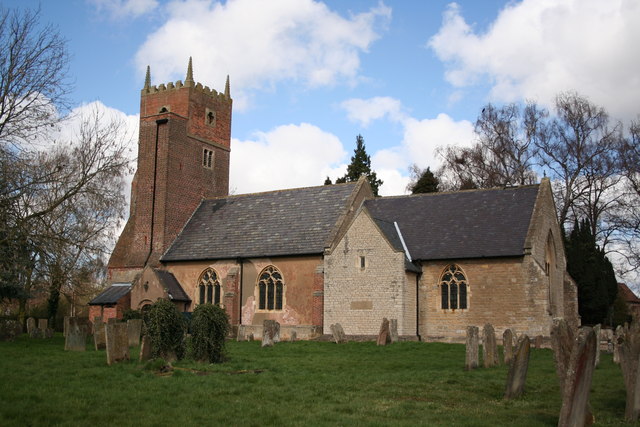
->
[0,335,632,426]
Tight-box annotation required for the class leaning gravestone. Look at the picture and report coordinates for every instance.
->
[105,323,129,365]
[482,324,499,368]
[390,319,399,343]
[503,329,515,365]
[139,335,152,362]
[330,323,347,344]
[465,326,480,370]
[593,324,601,367]
[64,317,88,351]
[558,327,597,427]
[504,335,531,399]
[551,317,574,391]
[94,322,106,350]
[377,318,391,346]
[262,320,276,347]
[26,317,36,336]
[127,319,143,347]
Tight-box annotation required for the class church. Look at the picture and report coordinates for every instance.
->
[90,59,580,342]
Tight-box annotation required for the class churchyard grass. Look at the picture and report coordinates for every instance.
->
[0,335,631,426]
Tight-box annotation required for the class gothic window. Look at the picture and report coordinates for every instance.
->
[257,266,284,311]
[197,268,222,305]
[440,264,468,310]
[203,148,213,168]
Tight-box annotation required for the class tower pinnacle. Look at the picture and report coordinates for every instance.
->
[185,57,194,87]
[144,65,151,91]
[224,75,230,99]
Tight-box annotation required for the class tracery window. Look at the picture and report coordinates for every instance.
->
[198,268,221,305]
[257,265,284,311]
[440,264,468,310]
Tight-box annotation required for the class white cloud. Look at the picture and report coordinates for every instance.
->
[429,0,640,120]
[230,122,347,194]
[89,0,158,19]
[135,0,391,110]
[340,96,404,127]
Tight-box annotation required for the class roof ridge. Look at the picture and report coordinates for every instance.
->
[376,183,541,200]
[203,181,358,202]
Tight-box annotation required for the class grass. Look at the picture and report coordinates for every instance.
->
[0,335,633,426]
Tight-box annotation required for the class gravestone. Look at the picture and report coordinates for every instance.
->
[504,335,531,399]
[503,329,515,365]
[551,317,575,391]
[248,333,254,341]
[236,325,246,342]
[290,330,297,342]
[105,323,130,365]
[377,318,391,346]
[92,316,102,334]
[558,327,597,427]
[0,320,22,341]
[618,320,640,421]
[38,319,48,334]
[390,319,399,343]
[94,322,106,350]
[26,317,36,336]
[613,325,623,364]
[127,319,143,347]
[535,335,544,349]
[44,328,54,339]
[465,326,480,370]
[63,316,70,337]
[262,320,276,347]
[139,335,152,362]
[273,321,281,343]
[593,324,601,367]
[64,317,88,351]
[330,323,347,344]
[29,327,40,338]
[482,323,499,368]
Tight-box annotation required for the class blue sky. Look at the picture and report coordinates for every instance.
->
[6,0,640,196]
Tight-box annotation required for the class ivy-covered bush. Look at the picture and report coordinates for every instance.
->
[190,304,230,363]
[144,299,186,361]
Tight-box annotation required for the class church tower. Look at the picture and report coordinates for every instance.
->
[108,58,232,283]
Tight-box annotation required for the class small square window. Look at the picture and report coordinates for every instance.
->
[205,108,216,127]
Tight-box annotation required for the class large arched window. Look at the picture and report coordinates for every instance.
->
[440,264,468,310]
[257,266,284,311]
[198,268,222,305]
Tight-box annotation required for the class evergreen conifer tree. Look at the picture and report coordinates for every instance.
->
[340,134,383,196]
[409,167,439,194]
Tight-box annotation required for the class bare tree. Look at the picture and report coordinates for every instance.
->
[0,6,70,148]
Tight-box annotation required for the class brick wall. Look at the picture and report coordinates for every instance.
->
[324,209,415,335]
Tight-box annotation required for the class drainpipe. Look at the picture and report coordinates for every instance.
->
[238,258,243,325]
[144,118,168,267]
[416,269,422,341]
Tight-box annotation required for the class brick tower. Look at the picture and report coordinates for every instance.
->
[108,58,232,283]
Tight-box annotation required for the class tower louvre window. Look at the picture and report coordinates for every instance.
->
[203,148,213,168]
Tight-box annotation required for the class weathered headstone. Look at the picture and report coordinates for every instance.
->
[273,321,281,343]
[262,320,276,347]
[535,335,544,349]
[127,319,143,347]
[377,318,391,346]
[37,319,48,334]
[139,335,152,362]
[248,333,254,341]
[94,322,106,350]
[92,316,102,334]
[330,323,347,344]
[551,317,574,391]
[236,325,246,342]
[390,319,399,343]
[558,327,597,427]
[504,335,531,399]
[482,323,499,368]
[618,320,640,421]
[614,325,623,364]
[503,329,515,365]
[465,326,480,370]
[26,317,36,336]
[105,323,130,365]
[63,316,70,337]
[593,324,601,367]
[290,330,297,342]
[0,320,22,341]
[44,328,54,339]
[64,317,88,351]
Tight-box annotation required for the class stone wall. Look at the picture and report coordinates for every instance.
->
[324,209,415,335]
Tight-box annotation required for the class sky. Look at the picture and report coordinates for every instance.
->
[6,0,639,196]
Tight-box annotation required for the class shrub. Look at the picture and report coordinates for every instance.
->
[122,309,142,322]
[190,304,230,363]
[144,299,186,361]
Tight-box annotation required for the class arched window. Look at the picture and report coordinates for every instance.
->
[257,266,284,311]
[440,264,468,310]
[198,268,222,305]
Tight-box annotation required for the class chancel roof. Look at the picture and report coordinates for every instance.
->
[364,185,540,261]
[162,182,360,261]
[88,283,131,305]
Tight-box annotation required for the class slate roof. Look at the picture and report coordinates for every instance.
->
[162,182,360,261]
[154,269,191,302]
[88,283,131,305]
[364,185,540,261]
[373,218,421,273]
